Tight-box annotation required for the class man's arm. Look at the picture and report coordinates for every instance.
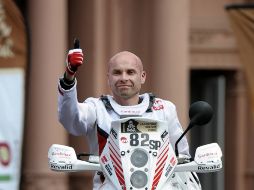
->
[57,40,96,136]
[58,84,97,136]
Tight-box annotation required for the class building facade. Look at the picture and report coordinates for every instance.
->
[5,0,253,189]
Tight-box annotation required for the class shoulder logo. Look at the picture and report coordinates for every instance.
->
[152,100,164,111]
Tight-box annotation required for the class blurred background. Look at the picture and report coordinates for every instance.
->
[0,0,254,189]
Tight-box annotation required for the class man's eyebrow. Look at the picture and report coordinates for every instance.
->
[111,69,121,73]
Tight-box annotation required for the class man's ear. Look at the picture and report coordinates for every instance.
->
[107,73,110,86]
[141,71,146,84]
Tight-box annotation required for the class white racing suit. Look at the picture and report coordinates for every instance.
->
[58,81,192,189]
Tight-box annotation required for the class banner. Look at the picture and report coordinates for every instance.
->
[0,69,25,189]
[226,4,254,116]
[0,0,27,189]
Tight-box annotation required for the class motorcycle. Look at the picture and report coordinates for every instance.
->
[48,101,223,189]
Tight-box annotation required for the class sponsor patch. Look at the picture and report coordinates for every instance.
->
[120,137,128,143]
[110,129,117,139]
[105,164,113,176]
[50,163,73,170]
[121,119,157,133]
[101,155,108,164]
[198,164,221,171]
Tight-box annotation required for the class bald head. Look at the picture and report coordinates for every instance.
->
[107,51,146,105]
[108,51,143,72]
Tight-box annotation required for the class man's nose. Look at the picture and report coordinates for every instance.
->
[120,72,128,81]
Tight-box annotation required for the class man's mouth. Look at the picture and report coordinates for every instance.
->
[116,84,132,88]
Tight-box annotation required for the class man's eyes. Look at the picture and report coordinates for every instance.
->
[112,70,121,75]
[127,70,136,74]
[112,70,136,75]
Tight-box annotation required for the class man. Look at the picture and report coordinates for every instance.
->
[58,47,190,189]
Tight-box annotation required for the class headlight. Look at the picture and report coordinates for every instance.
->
[130,149,148,168]
[130,170,148,188]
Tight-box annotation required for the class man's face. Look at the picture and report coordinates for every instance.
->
[107,53,146,100]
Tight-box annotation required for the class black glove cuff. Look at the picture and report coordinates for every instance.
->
[59,74,75,90]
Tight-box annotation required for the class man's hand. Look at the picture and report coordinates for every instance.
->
[66,49,84,76]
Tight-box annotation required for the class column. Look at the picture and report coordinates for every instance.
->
[152,0,190,127]
[21,0,68,189]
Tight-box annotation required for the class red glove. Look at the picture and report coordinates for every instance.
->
[66,49,83,75]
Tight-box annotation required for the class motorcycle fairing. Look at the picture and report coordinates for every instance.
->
[100,117,178,190]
